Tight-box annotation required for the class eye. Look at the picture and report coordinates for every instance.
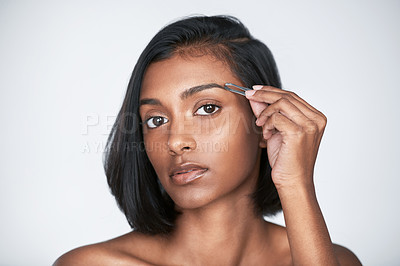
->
[195,104,221,116]
[145,116,169,128]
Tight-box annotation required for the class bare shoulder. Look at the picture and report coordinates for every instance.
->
[53,232,162,266]
[264,221,362,266]
[263,221,293,265]
[333,244,362,266]
[53,244,148,266]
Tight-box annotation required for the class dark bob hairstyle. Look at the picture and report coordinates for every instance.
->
[104,15,282,235]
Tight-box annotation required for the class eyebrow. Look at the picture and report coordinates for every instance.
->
[139,83,225,107]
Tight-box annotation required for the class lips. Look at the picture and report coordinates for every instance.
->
[169,163,208,185]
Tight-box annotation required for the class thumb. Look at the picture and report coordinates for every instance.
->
[247,85,268,118]
[248,99,268,118]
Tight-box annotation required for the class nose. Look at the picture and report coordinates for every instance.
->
[167,120,197,156]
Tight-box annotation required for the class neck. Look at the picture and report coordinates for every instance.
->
[166,189,271,265]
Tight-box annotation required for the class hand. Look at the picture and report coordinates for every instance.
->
[245,85,327,190]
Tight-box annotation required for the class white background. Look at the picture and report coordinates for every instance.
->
[1,0,399,265]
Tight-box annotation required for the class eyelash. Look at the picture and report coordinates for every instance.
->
[144,103,221,129]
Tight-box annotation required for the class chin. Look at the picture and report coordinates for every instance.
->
[167,179,252,212]
[160,165,258,212]
[170,189,218,211]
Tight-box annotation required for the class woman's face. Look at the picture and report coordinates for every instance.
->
[139,54,265,210]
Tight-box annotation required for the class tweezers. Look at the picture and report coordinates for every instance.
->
[223,83,252,96]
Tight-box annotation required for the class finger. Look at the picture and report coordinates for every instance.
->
[246,87,316,117]
[248,99,268,118]
[246,86,327,130]
[261,124,276,140]
[263,112,301,138]
[256,98,312,129]
[252,85,323,116]
[247,85,269,118]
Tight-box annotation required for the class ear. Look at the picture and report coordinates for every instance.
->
[258,137,268,148]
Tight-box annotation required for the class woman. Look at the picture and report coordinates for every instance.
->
[55,15,361,265]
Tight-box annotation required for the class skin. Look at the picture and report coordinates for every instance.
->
[54,54,362,265]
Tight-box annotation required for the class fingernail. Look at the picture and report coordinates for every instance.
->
[245,90,256,97]
[252,85,263,90]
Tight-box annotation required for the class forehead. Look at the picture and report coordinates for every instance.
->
[140,54,240,98]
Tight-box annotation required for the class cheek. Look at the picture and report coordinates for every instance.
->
[142,132,169,175]
[197,111,260,178]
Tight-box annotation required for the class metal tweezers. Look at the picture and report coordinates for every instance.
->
[223,83,252,96]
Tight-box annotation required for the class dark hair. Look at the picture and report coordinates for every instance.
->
[104,15,282,235]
